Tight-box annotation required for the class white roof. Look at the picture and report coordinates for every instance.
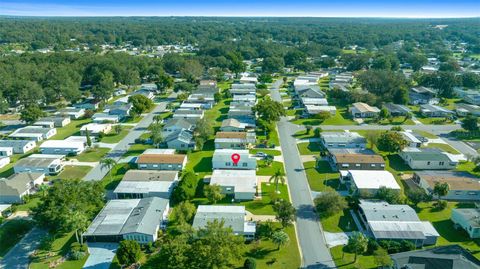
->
[80,123,111,133]
[401,131,422,144]
[210,169,257,193]
[143,149,176,155]
[349,170,400,190]
[113,181,175,195]
[302,98,329,105]
[0,147,13,151]
[64,136,88,143]
[197,205,246,214]
[306,105,337,113]
[40,140,84,149]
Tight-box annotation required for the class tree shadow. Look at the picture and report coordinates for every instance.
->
[296,204,319,221]
[193,157,212,173]
[246,247,276,259]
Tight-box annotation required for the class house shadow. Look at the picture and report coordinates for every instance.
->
[193,157,212,173]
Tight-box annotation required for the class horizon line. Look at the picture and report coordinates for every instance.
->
[1,15,479,19]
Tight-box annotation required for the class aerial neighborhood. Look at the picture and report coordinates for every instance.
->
[1,15,480,269]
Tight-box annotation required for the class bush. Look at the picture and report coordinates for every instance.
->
[366,237,379,255]
[69,250,86,260]
[379,240,415,254]
[435,200,448,210]
[244,257,257,269]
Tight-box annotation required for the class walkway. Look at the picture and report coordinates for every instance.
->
[82,243,118,269]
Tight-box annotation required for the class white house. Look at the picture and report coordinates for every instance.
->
[320,132,366,149]
[56,107,85,119]
[346,170,401,196]
[113,170,179,199]
[399,148,457,170]
[136,151,188,171]
[80,123,112,136]
[39,140,86,156]
[92,113,120,123]
[349,102,381,118]
[209,169,257,200]
[9,126,57,142]
[212,149,257,170]
[0,173,45,203]
[0,140,36,154]
[14,154,64,175]
[0,147,13,157]
[0,156,10,169]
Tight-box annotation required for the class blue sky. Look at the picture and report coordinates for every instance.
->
[0,0,479,17]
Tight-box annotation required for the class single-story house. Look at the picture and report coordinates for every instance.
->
[413,170,480,201]
[136,151,187,171]
[162,118,195,137]
[295,86,325,99]
[74,98,101,110]
[172,109,205,121]
[14,154,64,175]
[199,80,217,86]
[179,102,203,111]
[0,173,45,203]
[346,170,401,196]
[209,169,257,200]
[214,132,255,149]
[32,120,54,128]
[92,113,120,123]
[113,170,179,199]
[464,93,480,106]
[456,103,480,117]
[192,205,256,239]
[0,156,10,169]
[349,102,381,118]
[212,149,257,170]
[55,107,85,119]
[399,148,457,170]
[320,132,366,149]
[408,87,438,105]
[384,103,411,116]
[452,208,480,239]
[300,97,329,106]
[9,126,57,142]
[329,153,385,171]
[105,103,133,119]
[400,131,423,148]
[0,147,13,157]
[305,105,337,115]
[228,105,254,119]
[113,88,127,96]
[0,140,36,154]
[390,245,480,269]
[239,76,258,84]
[131,89,155,100]
[220,118,248,132]
[358,200,438,247]
[164,129,195,151]
[83,197,169,244]
[186,94,215,109]
[420,104,454,117]
[80,123,112,136]
[230,84,256,95]
[232,94,256,106]
[39,140,86,156]
[36,116,71,127]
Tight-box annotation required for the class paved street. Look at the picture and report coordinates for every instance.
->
[83,101,168,181]
[319,124,460,135]
[0,228,47,269]
[271,80,335,268]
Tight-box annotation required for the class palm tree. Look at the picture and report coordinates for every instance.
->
[271,230,289,250]
[269,169,286,194]
[149,122,164,148]
[100,158,117,181]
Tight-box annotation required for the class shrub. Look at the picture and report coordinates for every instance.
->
[244,257,257,269]
[366,237,379,255]
[69,250,86,260]
[435,200,448,210]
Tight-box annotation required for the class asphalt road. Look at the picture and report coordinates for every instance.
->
[320,124,460,135]
[83,101,168,181]
[271,80,335,268]
[0,228,47,269]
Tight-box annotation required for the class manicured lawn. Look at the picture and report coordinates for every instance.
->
[0,219,34,258]
[286,108,302,117]
[99,126,133,143]
[425,143,460,154]
[123,143,154,157]
[74,147,110,162]
[416,201,480,259]
[48,165,92,181]
[30,232,89,269]
[331,245,376,269]
[186,149,214,178]
[304,161,340,192]
[256,126,280,147]
[249,149,282,156]
[257,160,285,176]
[15,197,41,212]
[373,117,415,125]
[321,108,356,125]
[456,161,480,177]
[292,129,317,140]
[122,116,143,123]
[321,209,357,233]
[415,130,437,139]
[415,116,454,125]
[50,118,92,140]
[297,142,322,155]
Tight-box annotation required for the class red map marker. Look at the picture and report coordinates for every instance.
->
[231,153,240,165]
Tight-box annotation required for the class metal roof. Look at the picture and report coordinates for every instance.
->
[192,205,247,234]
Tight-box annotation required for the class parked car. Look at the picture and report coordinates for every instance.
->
[255,152,268,158]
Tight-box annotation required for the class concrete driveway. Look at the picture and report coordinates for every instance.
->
[82,243,118,269]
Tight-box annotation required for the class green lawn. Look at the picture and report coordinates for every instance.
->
[50,118,92,140]
[291,108,356,126]
[123,143,154,157]
[331,245,377,269]
[193,182,290,215]
[416,201,480,260]
[292,130,316,140]
[257,160,285,176]
[256,126,280,147]
[0,219,34,258]
[74,147,110,162]
[48,165,92,181]
[15,196,41,212]
[415,115,455,125]
[99,126,133,143]
[304,161,340,192]
[30,232,88,269]
[371,117,415,125]
[122,116,143,123]
[249,149,282,156]
[425,143,460,154]
[415,130,438,139]
[186,149,214,179]
[321,209,357,233]
[297,142,322,155]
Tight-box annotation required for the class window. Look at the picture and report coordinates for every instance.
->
[342,164,349,168]
[427,161,431,165]
[153,164,158,168]
[371,164,376,167]
[355,164,360,167]
[243,162,248,167]
[439,161,444,166]
[469,191,478,196]
[226,162,231,166]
